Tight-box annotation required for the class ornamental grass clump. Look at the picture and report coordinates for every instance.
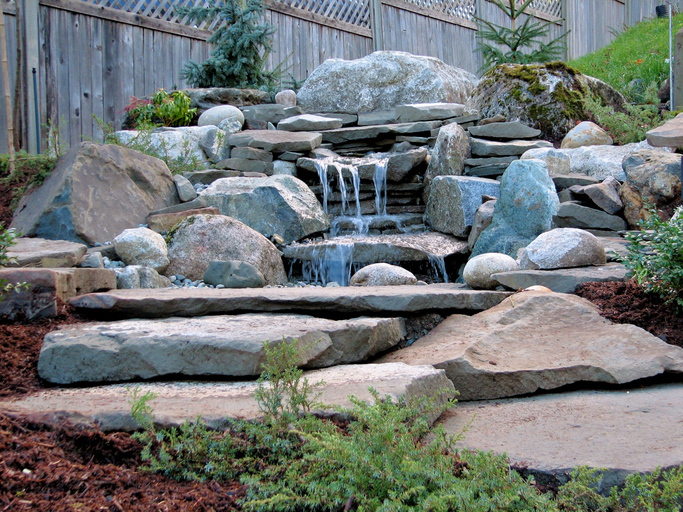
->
[621,205,683,310]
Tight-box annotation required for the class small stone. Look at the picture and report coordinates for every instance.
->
[203,260,266,289]
[561,121,613,149]
[275,89,297,107]
[350,263,418,286]
[198,105,245,127]
[464,253,519,290]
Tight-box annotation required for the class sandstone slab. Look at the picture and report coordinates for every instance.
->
[377,290,683,400]
[6,238,87,268]
[229,130,322,153]
[37,314,406,384]
[320,121,441,144]
[70,284,512,318]
[0,268,116,319]
[1,363,455,430]
[492,262,629,293]
[437,384,683,489]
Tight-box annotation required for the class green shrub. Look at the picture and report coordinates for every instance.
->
[124,89,196,129]
[0,151,58,211]
[620,205,683,310]
[177,0,281,90]
[0,224,28,300]
[475,0,567,73]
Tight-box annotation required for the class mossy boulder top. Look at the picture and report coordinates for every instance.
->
[468,63,625,141]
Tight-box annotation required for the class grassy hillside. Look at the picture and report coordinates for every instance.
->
[569,13,683,99]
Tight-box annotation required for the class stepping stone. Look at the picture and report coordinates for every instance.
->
[0,267,116,320]
[215,158,273,174]
[37,314,406,384]
[376,290,683,400]
[396,103,465,123]
[284,232,469,263]
[6,237,87,268]
[438,384,683,489]
[0,363,456,430]
[470,137,552,157]
[492,262,629,293]
[229,130,322,153]
[468,121,541,140]
[70,284,511,319]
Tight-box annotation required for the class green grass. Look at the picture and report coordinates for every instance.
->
[569,13,683,99]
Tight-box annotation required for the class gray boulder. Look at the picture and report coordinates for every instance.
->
[423,123,469,189]
[113,227,169,273]
[203,260,266,289]
[471,160,560,257]
[116,265,170,289]
[619,150,682,228]
[463,253,519,290]
[173,174,198,203]
[581,177,623,214]
[10,142,179,246]
[468,199,497,250]
[182,87,270,114]
[275,89,297,107]
[350,263,417,286]
[229,130,322,153]
[198,105,245,127]
[198,175,330,244]
[297,51,478,114]
[553,202,627,232]
[395,103,465,122]
[518,228,606,270]
[426,176,500,238]
[469,63,626,140]
[468,121,541,140]
[561,121,613,148]
[166,214,287,284]
[277,114,343,132]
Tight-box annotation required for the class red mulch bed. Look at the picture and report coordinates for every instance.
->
[575,279,683,348]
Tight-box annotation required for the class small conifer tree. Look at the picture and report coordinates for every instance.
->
[177,0,280,89]
[476,0,567,73]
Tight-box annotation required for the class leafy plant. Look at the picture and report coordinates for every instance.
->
[0,224,28,300]
[177,0,281,89]
[254,337,325,426]
[0,151,58,211]
[620,205,683,310]
[475,0,567,73]
[124,89,196,129]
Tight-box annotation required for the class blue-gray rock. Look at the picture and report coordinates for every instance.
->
[203,260,266,289]
[426,176,500,238]
[471,159,560,257]
[173,174,198,202]
[10,142,179,246]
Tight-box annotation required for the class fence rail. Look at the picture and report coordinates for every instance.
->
[0,0,670,154]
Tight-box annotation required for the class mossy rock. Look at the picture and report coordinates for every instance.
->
[468,63,626,141]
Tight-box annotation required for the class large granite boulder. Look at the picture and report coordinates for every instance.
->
[114,125,230,168]
[10,142,179,246]
[377,290,683,400]
[165,214,287,284]
[522,141,669,181]
[471,160,559,257]
[423,123,470,190]
[619,150,682,228]
[197,175,330,244]
[113,227,170,273]
[518,228,606,270]
[297,51,478,114]
[469,63,626,141]
[425,176,500,238]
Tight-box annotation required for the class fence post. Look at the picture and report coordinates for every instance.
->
[370,0,383,51]
[21,0,39,154]
[561,0,571,61]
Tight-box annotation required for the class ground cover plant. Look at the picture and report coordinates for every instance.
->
[569,13,683,101]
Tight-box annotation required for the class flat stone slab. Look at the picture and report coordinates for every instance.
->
[492,262,629,293]
[6,237,87,268]
[377,290,683,400]
[395,103,465,123]
[438,384,683,488]
[320,121,442,144]
[38,314,405,384]
[470,137,552,157]
[468,121,541,140]
[277,114,343,132]
[284,232,469,263]
[646,112,683,147]
[229,130,322,152]
[1,363,455,430]
[0,267,116,320]
[70,284,511,318]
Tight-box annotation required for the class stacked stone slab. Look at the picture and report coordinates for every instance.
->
[465,121,553,178]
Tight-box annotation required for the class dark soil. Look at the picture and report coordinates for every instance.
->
[576,279,683,348]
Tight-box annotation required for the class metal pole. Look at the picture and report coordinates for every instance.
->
[670,3,674,110]
[32,67,39,153]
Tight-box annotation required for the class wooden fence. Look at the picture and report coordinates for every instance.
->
[0,0,675,153]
